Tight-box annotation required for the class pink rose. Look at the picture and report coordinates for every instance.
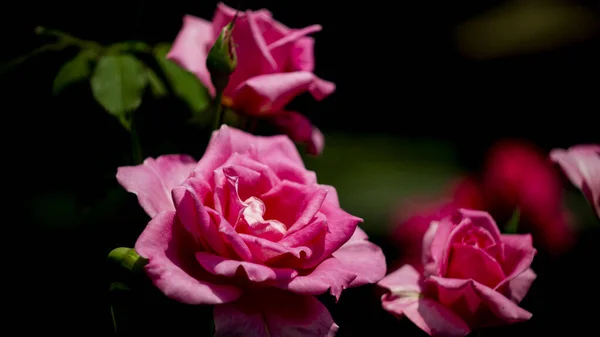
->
[550,144,600,218]
[116,125,386,336]
[379,209,536,337]
[168,3,334,154]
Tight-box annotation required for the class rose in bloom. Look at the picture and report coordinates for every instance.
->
[379,209,537,337]
[550,144,600,218]
[168,2,334,154]
[116,125,386,336]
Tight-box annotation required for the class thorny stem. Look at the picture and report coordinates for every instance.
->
[110,303,118,333]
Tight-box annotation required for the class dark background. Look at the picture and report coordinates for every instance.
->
[4,0,599,335]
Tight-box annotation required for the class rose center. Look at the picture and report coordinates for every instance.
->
[461,227,494,251]
[238,196,287,241]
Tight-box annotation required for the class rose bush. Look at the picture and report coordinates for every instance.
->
[379,209,536,337]
[168,2,333,154]
[550,144,600,218]
[116,125,386,336]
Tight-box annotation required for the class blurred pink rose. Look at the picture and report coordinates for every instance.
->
[550,144,600,218]
[379,209,536,337]
[168,3,333,154]
[481,140,574,253]
[116,125,385,337]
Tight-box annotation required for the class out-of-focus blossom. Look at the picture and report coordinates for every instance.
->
[480,140,573,253]
[550,144,600,218]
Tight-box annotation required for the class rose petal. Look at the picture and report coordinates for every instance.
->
[167,15,215,95]
[195,252,297,283]
[206,208,253,261]
[550,144,600,218]
[238,232,311,263]
[379,265,471,337]
[260,180,327,232]
[267,25,321,71]
[231,71,335,116]
[290,37,315,72]
[223,10,279,95]
[437,210,504,277]
[300,203,363,269]
[270,111,325,155]
[220,153,279,200]
[423,218,453,277]
[445,244,506,289]
[495,234,536,291]
[135,211,242,304]
[265,154,318,185]
[214,290,338,337]
[426,277,532,326]
[212,167,246,225]
[332,227,387,287]
[378,264,423,293]
[507,268,537,303]
[116,154,196,218]
[268,25,322,51]
[348,226,369,241]
[457,209,503,244]
[194,125,304,181]
[277,257,357,300]
[211,2,273,41]
[385,296,472,337]
[172,181,229,257]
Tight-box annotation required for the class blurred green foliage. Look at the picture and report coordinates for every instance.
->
[456,0,599,59]
[304,134,464,234]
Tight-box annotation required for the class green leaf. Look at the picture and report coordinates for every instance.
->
[90,54,148,130]
[504,208,520,234]
[146,67,167,98]
[52,49,97,95]
[153,43,211,115]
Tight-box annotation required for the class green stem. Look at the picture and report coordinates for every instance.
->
[213,91,224,130]
[110,303,118,333]
[0,43,65,75]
